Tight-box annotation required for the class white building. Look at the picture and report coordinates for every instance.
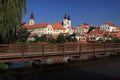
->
[24,13,74,38]
[75,24,90,35]
[100,22,117,32]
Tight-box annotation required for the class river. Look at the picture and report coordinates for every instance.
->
[4,55,118,80]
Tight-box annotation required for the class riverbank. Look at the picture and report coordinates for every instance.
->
[7,55,120,80]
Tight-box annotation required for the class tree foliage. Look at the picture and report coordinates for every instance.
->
[16,27,30,42]
[34,35,47,42]
[66,33,77,42]
[0,0,27,43]
[56,34,65,43]
[110,35,120,43]
[87,26,96,33]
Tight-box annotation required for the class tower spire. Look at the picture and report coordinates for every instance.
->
[64,14,67,19]
[29,12,35,25]
[68,15,71,20]
[30,12,34,19]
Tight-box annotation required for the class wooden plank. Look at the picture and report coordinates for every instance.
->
[0,43,119,63]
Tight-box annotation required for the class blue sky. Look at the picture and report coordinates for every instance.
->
[22,0,120,26]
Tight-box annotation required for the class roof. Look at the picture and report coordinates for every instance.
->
[80,24,90,29]
[117,32,120,37]
[24,22,49,29]
[72,27,77,30]
[83,33,89,38]
[52,22,65,30]
[89,28,106,37]
[109,32,119,36]
[90,28,106,34]
[103,22,117,27]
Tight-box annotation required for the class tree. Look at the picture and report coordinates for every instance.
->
[66,33,77,42]
[40,35,47,42]
[0,0,27,43]
[110,35,120,43]
[48,37,56,43]
[16,27,30,42]
[87,26,96,33]
[56,34,65,43]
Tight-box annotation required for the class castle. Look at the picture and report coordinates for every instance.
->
[24,13,74,38]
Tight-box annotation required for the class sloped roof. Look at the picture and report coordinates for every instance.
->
[117,32,120,37]
[89,28,105,34]
[24,22,49,29]
[80,24,90,29]
[88,28,107,37]
[82,33,89,38]
[103,22,117,27]
[52,22,65,30]
[109,32,119,36]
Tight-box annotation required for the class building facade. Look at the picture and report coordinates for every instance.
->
[100,22,117,32]
[24,13,74,38]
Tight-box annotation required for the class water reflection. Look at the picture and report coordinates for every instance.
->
[0,56,120,80]
[11,56,120,80]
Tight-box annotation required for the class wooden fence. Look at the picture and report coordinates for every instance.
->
[0,43,120,63]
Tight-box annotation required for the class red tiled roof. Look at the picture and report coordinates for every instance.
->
[24,22,49,29]
[103,22,117,27]
[89,28,105,34]
[109,32,119,36]
[52,22,65,30]
[117,27,120,30]
[72,27,77,30]
[83,33,89,38]
[88,28,106,37]
[108,32,120,37]
[117,32,120,37]
[80,24,90,29]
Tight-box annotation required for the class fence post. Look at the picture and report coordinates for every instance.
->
[42,44,44,60]
[104,43,106,55]
[51,44,53,52]
[113,43,116,53]
[21,44,24,61]
[79,44,81,57]
[62,44,65,57]
[93,43,96,58]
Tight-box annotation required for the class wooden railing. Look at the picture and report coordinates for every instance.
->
[0,43,120,63]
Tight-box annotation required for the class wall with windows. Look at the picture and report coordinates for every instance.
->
[100,24,116,32]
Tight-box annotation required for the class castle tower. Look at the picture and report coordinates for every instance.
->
[29,12,35,25]
[63,14,71,28]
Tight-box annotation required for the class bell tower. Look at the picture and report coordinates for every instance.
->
[63,14,71,28]
[68,15,71,27]
[29,12,35,25]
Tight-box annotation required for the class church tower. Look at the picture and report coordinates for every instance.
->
[29,12,35,25]
[67,15,71,27]
[63,14,71,28]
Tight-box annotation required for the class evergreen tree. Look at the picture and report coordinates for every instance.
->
[56,34,65,43]
[87,26,96,33]
[40,35,47,42]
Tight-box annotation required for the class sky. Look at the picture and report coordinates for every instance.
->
[22,0,120,27]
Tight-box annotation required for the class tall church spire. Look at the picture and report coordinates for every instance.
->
[30,12,34,19]
[68,15,71,20]
[64,14,67,19]
[29,12,35,25]
[63,14,71,28]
